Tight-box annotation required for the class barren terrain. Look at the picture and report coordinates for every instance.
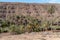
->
[0,31,60,40]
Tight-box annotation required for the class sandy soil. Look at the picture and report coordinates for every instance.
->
[0,31,60,40]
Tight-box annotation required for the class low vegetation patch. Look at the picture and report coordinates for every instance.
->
[0,15,60,34]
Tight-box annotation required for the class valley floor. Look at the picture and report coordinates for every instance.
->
[0,31,60,40]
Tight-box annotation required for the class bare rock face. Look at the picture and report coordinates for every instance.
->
[0,2,60,21]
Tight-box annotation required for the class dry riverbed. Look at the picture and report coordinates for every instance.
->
[0,31,60,40]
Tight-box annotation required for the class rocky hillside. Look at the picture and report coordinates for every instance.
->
[0,3,60,34]
[0,3,60,20]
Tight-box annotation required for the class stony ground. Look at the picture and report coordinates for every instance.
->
[0,31,60,40]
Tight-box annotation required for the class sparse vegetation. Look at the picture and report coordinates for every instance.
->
[0,14,60,34]
[47,5,55,15]
[0,4,60,34]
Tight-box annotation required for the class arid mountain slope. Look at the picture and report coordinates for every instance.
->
[0,3,60,21]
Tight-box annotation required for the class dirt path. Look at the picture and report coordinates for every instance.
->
[0,31,60,40]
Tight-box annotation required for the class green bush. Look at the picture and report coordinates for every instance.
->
[25,24,33,32]
[0,27,2,33]
[9,25,25,34]
[0,27,9,33]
